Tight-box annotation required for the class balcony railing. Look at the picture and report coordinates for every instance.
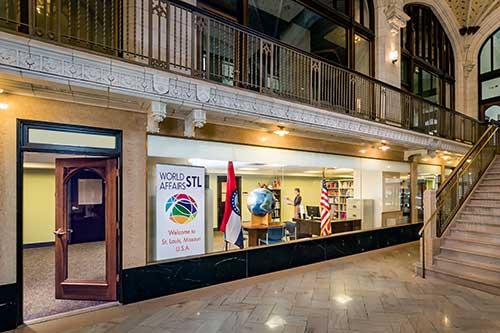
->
[0,0,483,143]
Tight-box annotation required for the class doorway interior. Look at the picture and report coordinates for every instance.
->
[18,121,122,323]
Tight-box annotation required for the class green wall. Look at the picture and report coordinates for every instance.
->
[23,169,55,245]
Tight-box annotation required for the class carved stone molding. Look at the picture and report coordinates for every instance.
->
[147,101,167,133]
[184,109,207,137]
[384,0,411,34]
[0,32,470,154]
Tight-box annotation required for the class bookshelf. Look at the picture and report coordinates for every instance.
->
[324,178,354,220]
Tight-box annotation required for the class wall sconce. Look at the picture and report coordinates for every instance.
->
[389,49,399,64]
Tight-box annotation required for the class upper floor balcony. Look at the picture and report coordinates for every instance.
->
[0,0,483,143]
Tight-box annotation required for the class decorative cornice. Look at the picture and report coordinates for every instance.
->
[0,32,469,154]
[384,0,411,34]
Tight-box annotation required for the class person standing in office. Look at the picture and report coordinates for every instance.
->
[284,188,302,239]
[285,187,302,219]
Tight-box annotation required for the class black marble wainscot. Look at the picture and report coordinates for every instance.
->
[0,283,18,332]
[122,223,422,304]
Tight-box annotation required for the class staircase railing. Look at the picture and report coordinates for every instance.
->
[419,121,500,277]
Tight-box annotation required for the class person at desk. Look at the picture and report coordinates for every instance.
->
[284,188,302,238]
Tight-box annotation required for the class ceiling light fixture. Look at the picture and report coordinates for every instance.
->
[0,103,8,110]
[0,88,4,94]
[273,126,289,137]
[421,158,429,162]
[379,145,390,151]
[359,149,367,154]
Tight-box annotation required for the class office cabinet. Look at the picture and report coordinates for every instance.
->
[346,199,374,230]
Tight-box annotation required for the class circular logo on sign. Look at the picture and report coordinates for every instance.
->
[165,193,198,224]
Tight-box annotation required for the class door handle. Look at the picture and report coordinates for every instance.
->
[53,228,72,236]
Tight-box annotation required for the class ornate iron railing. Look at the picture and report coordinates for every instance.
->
[0,0,482,143]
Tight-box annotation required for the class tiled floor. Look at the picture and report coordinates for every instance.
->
[12,241,500,333]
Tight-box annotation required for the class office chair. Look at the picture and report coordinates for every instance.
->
[258,225,285,245]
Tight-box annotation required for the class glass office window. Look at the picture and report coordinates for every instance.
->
[147,135,412,263]
[355,34,370,76]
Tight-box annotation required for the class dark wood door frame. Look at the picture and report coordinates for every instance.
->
[16,120,122,324]
[55,158,118,301]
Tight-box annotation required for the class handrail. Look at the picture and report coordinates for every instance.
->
[436,124,497,197]
[419,122,500,278]
[419,125,498,236]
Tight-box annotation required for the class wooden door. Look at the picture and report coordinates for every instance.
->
[54,158,118,301]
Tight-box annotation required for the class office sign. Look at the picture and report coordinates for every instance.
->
[155,164,205,260]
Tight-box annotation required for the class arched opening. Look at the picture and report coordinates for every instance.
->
[478,28,500,120]
[401,4,455,109]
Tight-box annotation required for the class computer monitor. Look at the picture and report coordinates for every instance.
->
[306,206,321,218]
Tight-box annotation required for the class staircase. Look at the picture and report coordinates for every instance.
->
[425,156,500,295]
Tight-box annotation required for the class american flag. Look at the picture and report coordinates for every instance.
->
[320,180,332,236]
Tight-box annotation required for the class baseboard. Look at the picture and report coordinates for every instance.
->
[22,242,54,249]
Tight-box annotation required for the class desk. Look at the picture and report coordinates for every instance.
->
[242,222,285,247]
[293,218,361,238]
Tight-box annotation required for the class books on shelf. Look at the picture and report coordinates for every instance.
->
[324,177,354,220]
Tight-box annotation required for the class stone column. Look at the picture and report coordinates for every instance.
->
[375,0,410,87]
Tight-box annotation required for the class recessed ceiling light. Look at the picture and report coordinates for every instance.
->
[0,103,8,110]
[0,88,4,94]
[447,161,452,165]
[379,145,390,151]
[359,149,367,154]
[273,126,289,137]
[421,158,429,162]
[260,137,268,142]
[442,155,450,161]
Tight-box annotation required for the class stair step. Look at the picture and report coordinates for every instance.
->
[440,247,500,266]
[462,207,500,215]
[442,238,500,254]
[459,212,500,220]
[449,229,500,243]
[434,257,500,281]
[471,192,500,199]
[425,264,500,294]
[481,180,500,185]
[468,199,500,207]
[441,242,500,259]
[435,256,500,273]
[454,221,500,234]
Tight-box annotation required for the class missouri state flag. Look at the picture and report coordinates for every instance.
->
[220,161,244,248]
